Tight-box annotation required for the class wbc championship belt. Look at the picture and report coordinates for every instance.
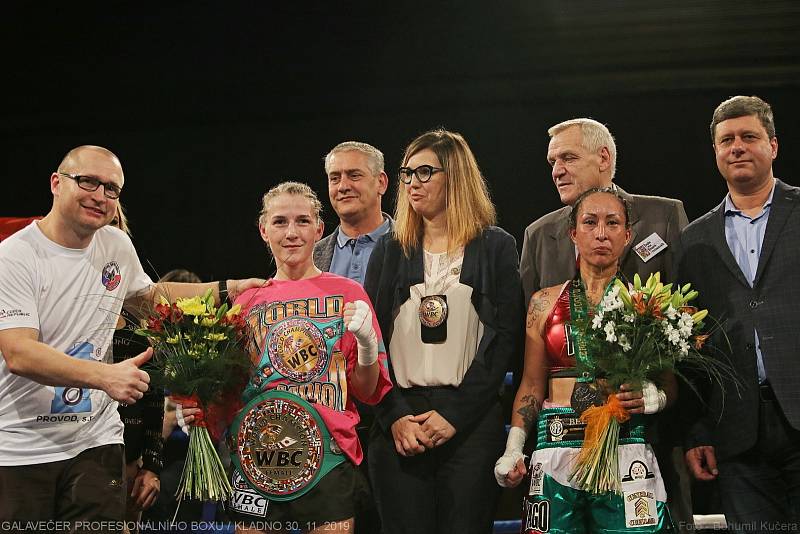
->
[230,390,345,501]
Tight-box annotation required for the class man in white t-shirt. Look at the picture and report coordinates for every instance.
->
[0,145,263,525]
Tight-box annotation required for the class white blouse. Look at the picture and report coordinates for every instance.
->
[389,248,484,388]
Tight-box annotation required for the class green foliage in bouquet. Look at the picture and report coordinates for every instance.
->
[570,272,736,495]
[581,272,731,390]
[134,289,251,404]
[135,288,252,505]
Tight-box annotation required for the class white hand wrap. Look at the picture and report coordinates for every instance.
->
[175,403,190,435]
[347,300,378,366]
[642,380,667,414]
[494,426,527,487]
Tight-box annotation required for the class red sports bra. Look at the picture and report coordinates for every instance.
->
[543,282,577,374]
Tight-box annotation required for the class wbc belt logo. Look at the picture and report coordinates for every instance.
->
[267,318,329,382]
[235,395,324,498]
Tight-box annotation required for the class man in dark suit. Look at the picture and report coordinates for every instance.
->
[519,118,692,531]
[313,141,392,280]
[313,141,392,534]
[677,95,800,529]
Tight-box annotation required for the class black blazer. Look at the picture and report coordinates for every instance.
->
[675,178,800,460]
[363,226,525,432]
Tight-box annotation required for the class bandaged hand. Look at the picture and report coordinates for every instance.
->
[641,380,668,414]
[172,395,204,435]
[617,380,667,415]
[494,426,528,488]
[344,300,378,366]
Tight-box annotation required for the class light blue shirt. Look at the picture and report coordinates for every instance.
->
[329,217,392,285]
[723,179,775,384]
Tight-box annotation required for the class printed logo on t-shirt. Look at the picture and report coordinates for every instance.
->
[267,317,330,383]
[245,296,348,412]
[50,342,95,414]
[101,261,122,291]
[0,308,31,320]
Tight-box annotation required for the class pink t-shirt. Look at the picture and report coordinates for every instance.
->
[235,272,391,465]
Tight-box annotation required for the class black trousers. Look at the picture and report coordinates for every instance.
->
[368,389,504,534]
[717,386,800,533]
[0,444,125,530]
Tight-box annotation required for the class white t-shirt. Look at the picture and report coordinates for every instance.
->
[0,222,153,465]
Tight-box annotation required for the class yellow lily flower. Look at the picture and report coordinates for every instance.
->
[614,279,632,308]
[176,296,207,316]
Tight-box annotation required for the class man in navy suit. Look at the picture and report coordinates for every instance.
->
[677,95,800,530]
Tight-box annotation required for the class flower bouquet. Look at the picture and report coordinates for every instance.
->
[135,289,250,504]
[570,272,728,495]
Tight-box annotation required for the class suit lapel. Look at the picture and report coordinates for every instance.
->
[317,230,338,271]
[617,187,640,265]
[459,235,478,293]
[754,179,798,286]
[709,199,751,287]
[549,212,578,281]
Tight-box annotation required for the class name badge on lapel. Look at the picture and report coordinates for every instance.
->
[633,232,667,263]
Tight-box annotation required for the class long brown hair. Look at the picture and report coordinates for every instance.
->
[393,129,496,256]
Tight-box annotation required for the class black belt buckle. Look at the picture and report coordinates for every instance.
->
[545,414,586,443]
[545,412,633,443]
[759,382,776,402]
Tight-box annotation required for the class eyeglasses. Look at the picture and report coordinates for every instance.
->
[59,172,122,199]
[398,165,444,184]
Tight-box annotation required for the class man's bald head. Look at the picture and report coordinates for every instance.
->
[58,145,123,180]
[44,145,126,246]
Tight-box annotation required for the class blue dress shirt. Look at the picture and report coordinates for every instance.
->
[329,217,392,285]
[723,179,775,384]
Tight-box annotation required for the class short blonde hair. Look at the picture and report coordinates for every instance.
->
[394,129,496,256]
[258,181,323,227]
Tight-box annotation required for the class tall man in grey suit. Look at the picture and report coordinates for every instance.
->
[521,118,688,299]
[677,96,800,530]
[519,118,692,530]
[313,141,392,534]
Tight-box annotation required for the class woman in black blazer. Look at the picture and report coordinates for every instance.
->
[364,129,524,534]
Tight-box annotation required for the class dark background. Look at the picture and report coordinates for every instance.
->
[2,1,799,282]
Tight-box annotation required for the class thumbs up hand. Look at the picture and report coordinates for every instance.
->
[105,347,152,404]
